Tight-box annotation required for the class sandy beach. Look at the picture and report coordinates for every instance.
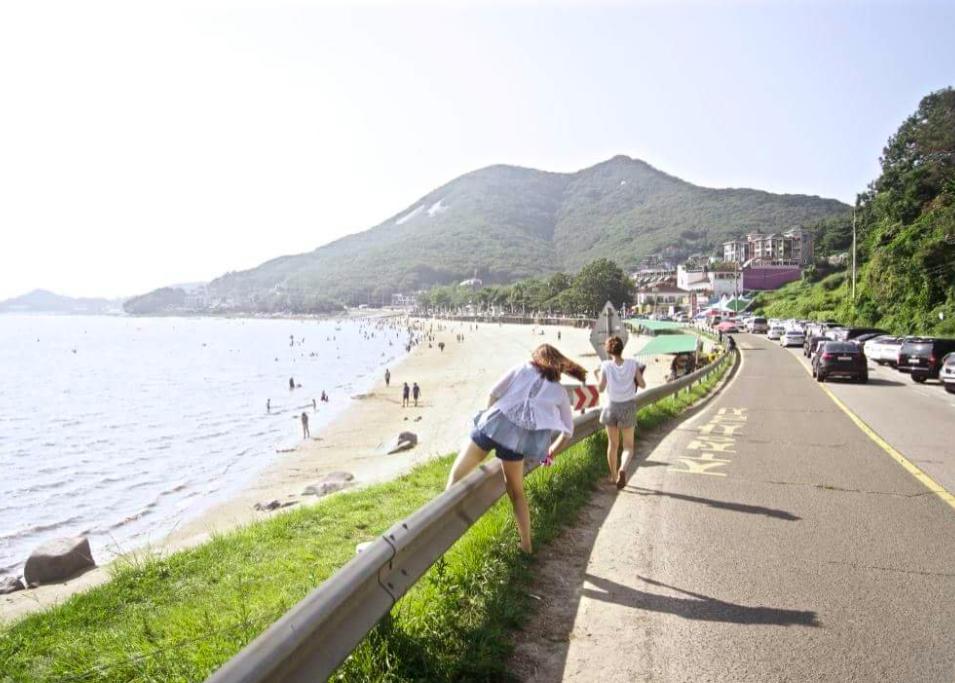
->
[2,319,673,622]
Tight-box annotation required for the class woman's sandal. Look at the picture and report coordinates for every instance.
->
[615,469,627,489]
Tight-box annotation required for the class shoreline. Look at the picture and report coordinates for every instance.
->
[1,320,672,623]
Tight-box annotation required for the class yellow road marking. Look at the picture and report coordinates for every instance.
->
[793,346,955,511]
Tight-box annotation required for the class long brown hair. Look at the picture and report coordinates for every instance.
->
[531,344,587,383]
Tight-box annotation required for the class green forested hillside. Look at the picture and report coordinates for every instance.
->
[758,88,955,335]
[124,157,846,313]
[179,156,846,311]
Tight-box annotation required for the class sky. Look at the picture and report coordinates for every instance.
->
[1,0,953,300]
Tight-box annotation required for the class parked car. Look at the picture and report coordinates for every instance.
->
[749,316,769,334]
[717,320,739,333]
[813,341,868,383]
[941,353,955,394]
[830,327,890,342]
[863,336,903,366]
[804,334,829,358]
[897,337,955,383]
[767,325,784,340]
[780,329,806,347]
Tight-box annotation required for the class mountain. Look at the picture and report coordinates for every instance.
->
[0,289,122,315]
[132,156,849,313]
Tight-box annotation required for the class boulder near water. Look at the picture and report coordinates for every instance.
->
[0,575,25,594]
[384,431,418,454]
[23,536,95,587]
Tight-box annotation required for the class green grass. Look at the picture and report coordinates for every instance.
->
[0,357,731,683]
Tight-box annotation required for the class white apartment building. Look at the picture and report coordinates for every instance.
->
[722,229,814,266]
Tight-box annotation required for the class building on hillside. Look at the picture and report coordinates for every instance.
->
[391,293,418,308]
[634,280,691,313]
[723,229,814,266]
[676,265,742,300]
[631,267,676,289]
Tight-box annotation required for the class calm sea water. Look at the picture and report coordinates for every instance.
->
[0,314,407,576]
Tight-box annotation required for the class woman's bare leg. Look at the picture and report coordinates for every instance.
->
[617,426,636,488]
[605,425,620,483]
[446,440,489,489]
[501,459,532,553]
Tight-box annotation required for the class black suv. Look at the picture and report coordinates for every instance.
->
[813,341,868,383]
[897,337,955,382]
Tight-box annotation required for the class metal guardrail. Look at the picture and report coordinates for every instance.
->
[206,350,736,683]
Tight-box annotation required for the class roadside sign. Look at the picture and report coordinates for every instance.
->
[590,301,629,360]
[564,384,600,411]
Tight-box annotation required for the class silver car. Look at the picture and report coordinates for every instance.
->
[780,329,806,347]
[942,353,955,394]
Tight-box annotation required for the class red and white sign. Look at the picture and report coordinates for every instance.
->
[566,385,600,411]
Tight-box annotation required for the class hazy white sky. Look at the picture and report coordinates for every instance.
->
[1,0,953,300]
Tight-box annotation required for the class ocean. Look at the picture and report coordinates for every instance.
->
[0,314,407,576]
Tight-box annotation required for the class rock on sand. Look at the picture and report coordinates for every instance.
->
[0,576,25,594]
[302,471,355,497]
[23,537,95,587]
[384,431,418,454]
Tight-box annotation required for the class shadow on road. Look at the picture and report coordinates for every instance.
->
[621,486,802,521]
[582,574,820,627]
[864,377,906,386]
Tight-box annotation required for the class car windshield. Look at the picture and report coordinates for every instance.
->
[823,343,858,353]
[903,342,934,354]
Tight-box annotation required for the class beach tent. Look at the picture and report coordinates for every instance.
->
[627,319,685,333]
[635,334,700,356]
[705,296,751,314]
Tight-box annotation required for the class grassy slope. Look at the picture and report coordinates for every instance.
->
[0,359,730,683]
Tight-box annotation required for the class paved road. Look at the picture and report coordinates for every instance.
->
[777,339,955,494]
[515,333,955,682]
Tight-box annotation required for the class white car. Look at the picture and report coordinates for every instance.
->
[767,326,784,341]
[941,353,955,394]
[863,336,903,366]
[780,329,805,347]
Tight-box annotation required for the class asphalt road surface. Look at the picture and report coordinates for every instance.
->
[779,338,955,495]
[515,333,955,682]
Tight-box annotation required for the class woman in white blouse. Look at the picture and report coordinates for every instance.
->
[446,344,586,553]
[595,336,646,489]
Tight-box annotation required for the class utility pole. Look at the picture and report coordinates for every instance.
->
[851,205,857,302]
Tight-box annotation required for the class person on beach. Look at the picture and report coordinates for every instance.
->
[446,344,586,553]
[312,398,317,411]
[385,368,391,387]
[266,398,271,413]
[301,411,310,438]
[438,342,445,352]
[289,377,295,390]
[402,382,410,407]
[412,382,421,406]
[595,336,646,489]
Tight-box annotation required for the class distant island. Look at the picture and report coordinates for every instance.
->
[0,289,124,315]
[124,155,848,315]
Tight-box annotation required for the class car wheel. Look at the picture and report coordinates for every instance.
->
[945,384,955,394]
[859,374,869,384]
[913,375,927,384]
[816,372,825,383]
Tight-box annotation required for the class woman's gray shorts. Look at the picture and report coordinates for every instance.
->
[599,399,637,429]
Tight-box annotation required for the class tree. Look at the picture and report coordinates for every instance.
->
[569,258,634,315]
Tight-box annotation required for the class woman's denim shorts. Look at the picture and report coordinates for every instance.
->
[470,427,524,461]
